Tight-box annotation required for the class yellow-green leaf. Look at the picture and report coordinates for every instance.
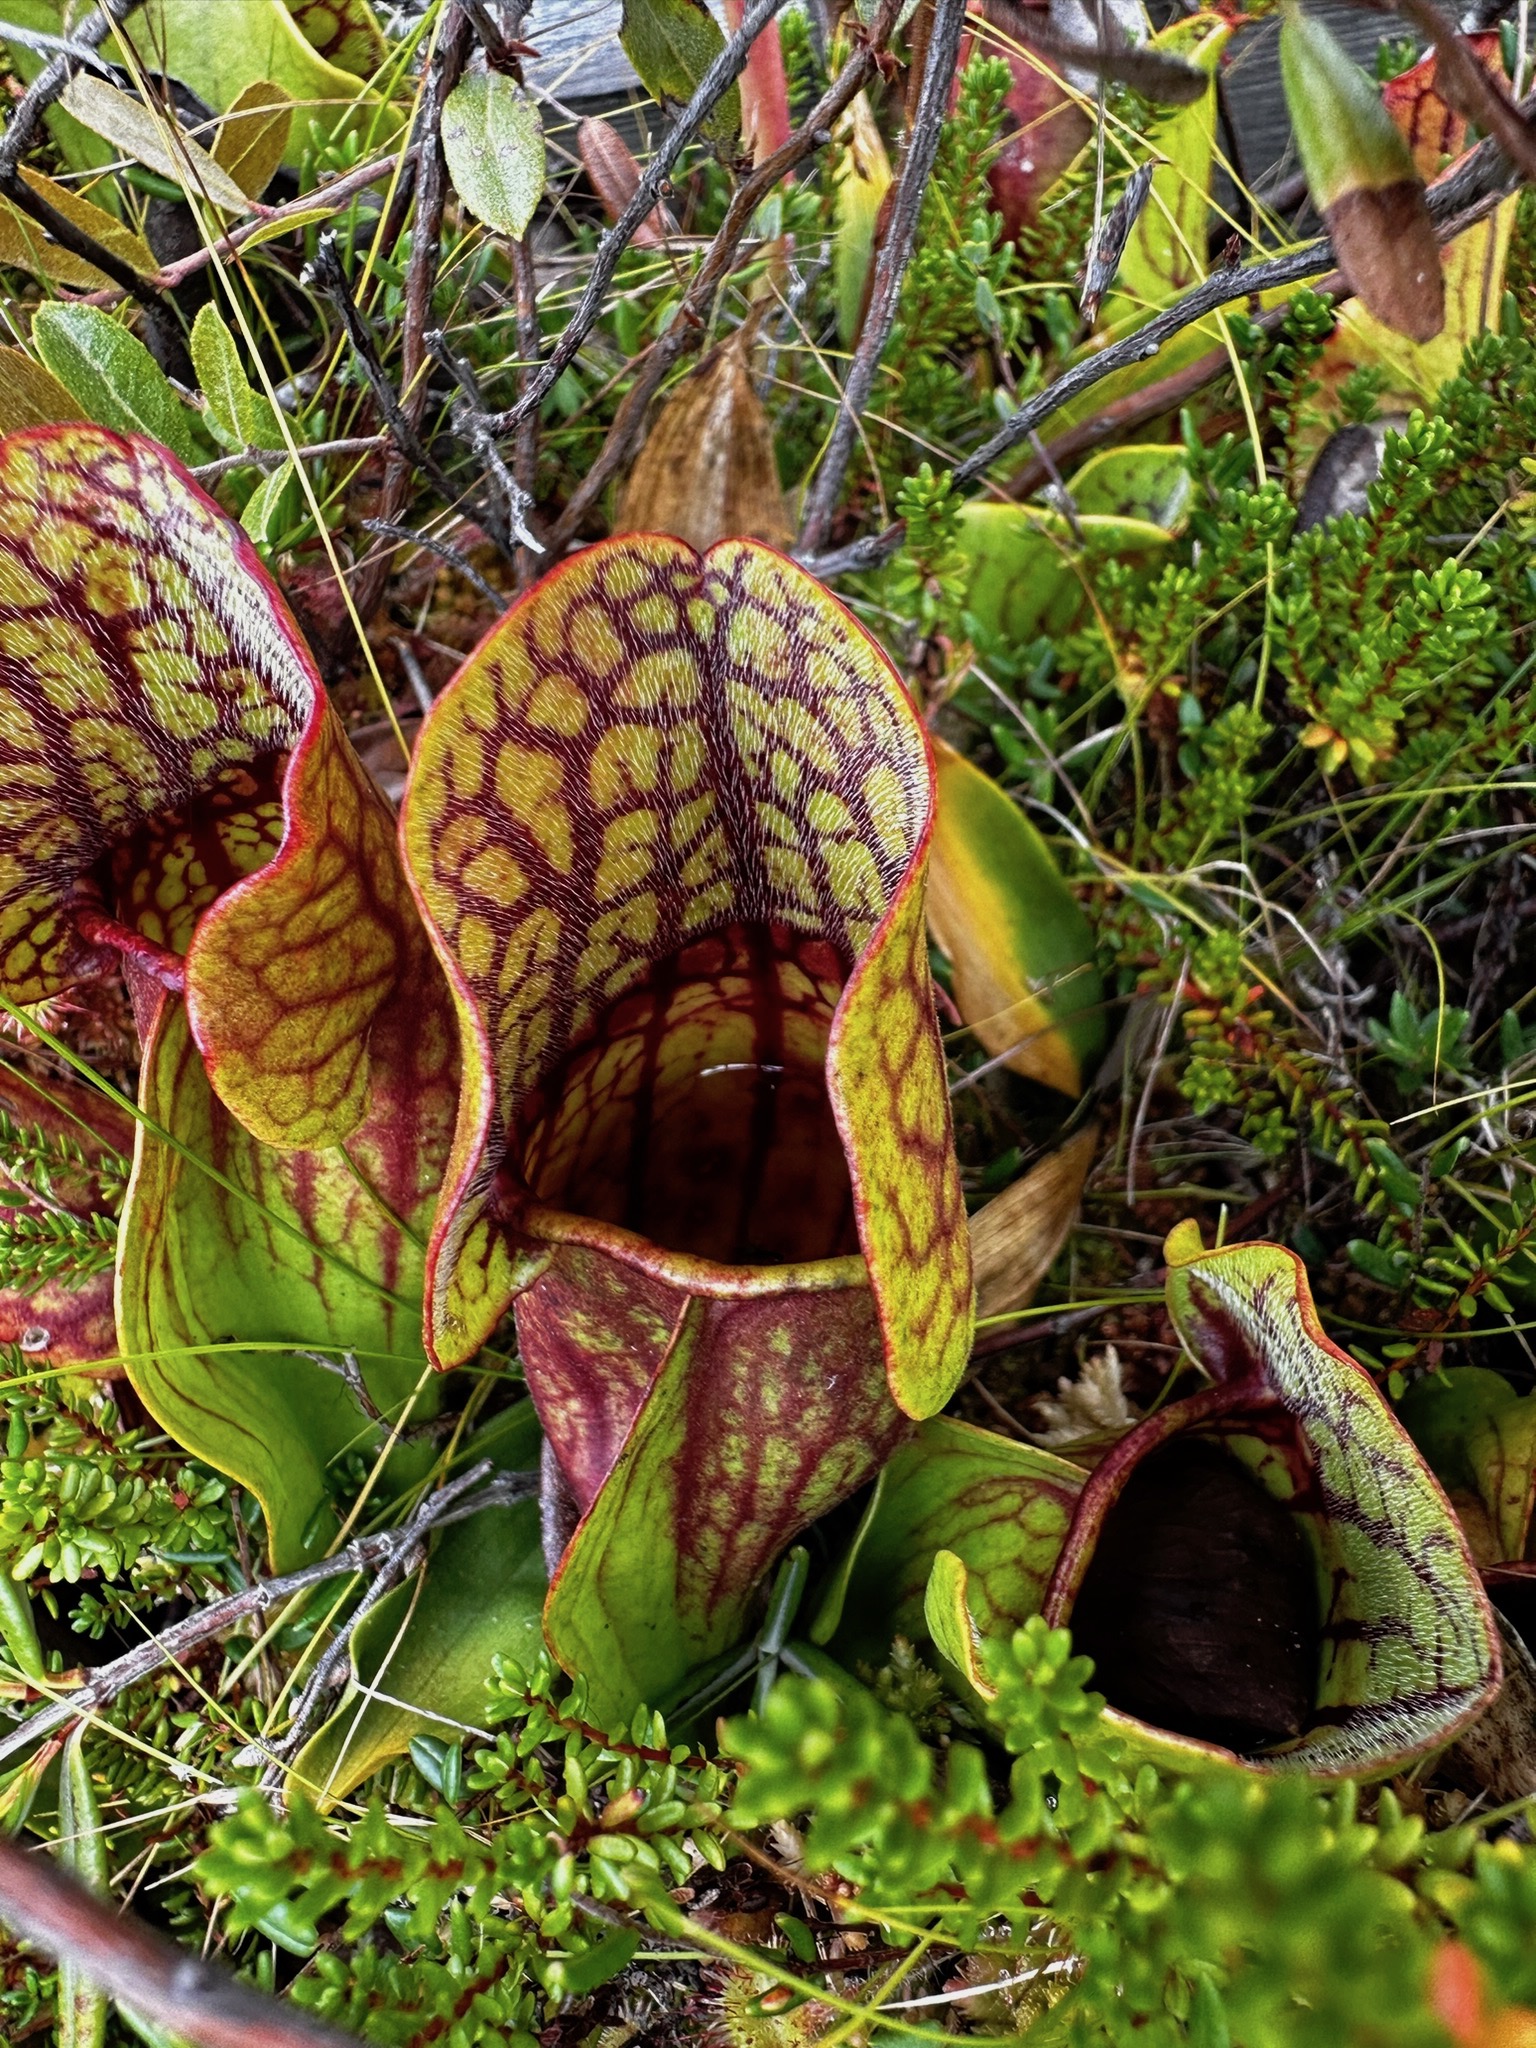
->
[0,348,79,434]
[927,740,1105,1097]
[1102,14,1230,323]
[620,0,741,158]
[1400,1364,1536,1565]
[832,92,890,349]
[0,1573,42,1685]
[212,77,294,198]
[0,168,157,288]
[956,499,1176,647]
[442,69,546,239]
[60,74,255,214]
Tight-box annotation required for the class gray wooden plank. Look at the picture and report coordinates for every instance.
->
[524,0,637,103]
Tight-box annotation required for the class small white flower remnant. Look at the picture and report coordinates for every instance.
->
[1028,1345,1140,1448]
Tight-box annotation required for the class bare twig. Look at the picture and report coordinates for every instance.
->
[539,0,902,555]
[797,0,969,553]
[307,232,455,493]
[510,231,544,588]
[396,6,473,448]
[485,0,794,435]
[353,0,474,623]
[0,1835,357,2048]
[0,0,133,181]
[257,1460,510,1780]
[0,1463,536,1771]
[192,435,389,482]
[1000,340,1255,497]
[799,145,1525,578]
[361,516,509,610]
[426,327,540,552]
[152,151,407,293]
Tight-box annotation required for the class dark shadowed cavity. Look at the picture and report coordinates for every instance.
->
[1068,1436,1320,1754]
[516,920,859,1266]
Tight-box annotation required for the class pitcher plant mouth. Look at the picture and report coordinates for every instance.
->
[0,424,434,1154]
[0,425,457,1563]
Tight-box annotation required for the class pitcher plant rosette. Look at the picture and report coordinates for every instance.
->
[399,534,975,1717]
[0,420,1503,1774]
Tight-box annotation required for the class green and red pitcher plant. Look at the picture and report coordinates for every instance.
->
[0,424,1502,1774]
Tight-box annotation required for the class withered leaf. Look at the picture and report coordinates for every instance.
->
[576,116,675,247]
[617,328,791,551]
[970,1124,1097,1321]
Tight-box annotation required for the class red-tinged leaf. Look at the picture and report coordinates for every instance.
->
[1432,1942,1491,2047]
[723,0,792,164]
[1383,34,1503,180]
[576,118,675,247]
[118,983,455,1569]
[0,1064,133,1370]
[961,5,1090,241]
[926,740,1105,1097]
[0,426,441,1152]
[1430,1943,1536,2048]
[542,1284,912,1721]
[401,535,974,1715]
[814,1415,1085,1672]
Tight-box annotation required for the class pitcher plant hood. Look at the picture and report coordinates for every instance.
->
[0,423,427,1151]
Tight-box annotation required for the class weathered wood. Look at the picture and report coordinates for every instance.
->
[524,0,636,102]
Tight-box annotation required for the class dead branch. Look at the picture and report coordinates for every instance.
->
[257,1459,511,1782]
[510,231,544,587]
[799,135,1524,579]
[0,1833,357,2048]
[0,0,133,181]
[539,0,905,555]
[485,0,795,436]
[352,0,475,624]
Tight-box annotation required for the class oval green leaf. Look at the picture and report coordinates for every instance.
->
[31,305,200,463]
[927,739,1105,1097]
[442,70,546,240]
